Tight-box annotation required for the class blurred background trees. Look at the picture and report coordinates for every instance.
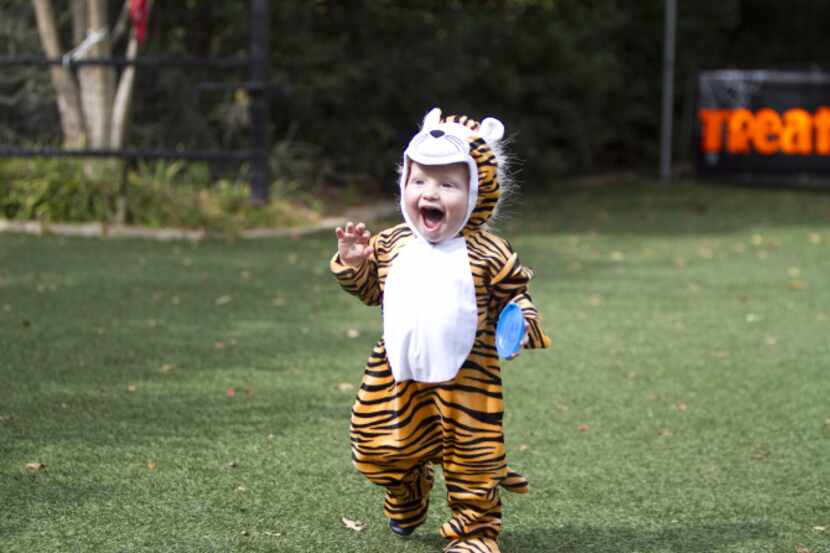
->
[3,0,830,191]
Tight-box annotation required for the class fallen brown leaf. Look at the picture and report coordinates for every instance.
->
[0,415,13,423]
[675,401,689,413]
[215,295,232,306]
[577,423,591,432]
[346,328,360,338]
[127,384,137,393]
[147,462,158,470]
[697,246,714,258]
[336,382,355,391]
[751,450,769,461]
[342,517,367,532]
[518,444,529,451]
[25,463,46,471]
[244,387,255,398]
[657,429,673,437]
[160,363,176,374]
[794,545,812,553]
[789,280,809,290]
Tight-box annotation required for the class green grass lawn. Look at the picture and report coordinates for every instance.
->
[1,178,829,553]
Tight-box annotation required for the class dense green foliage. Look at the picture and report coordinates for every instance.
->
[2,181,829,552]
[0,158,321,232]
[4,1,830,183]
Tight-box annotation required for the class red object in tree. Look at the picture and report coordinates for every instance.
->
[129,0,149,44]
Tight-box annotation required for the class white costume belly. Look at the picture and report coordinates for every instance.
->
[383,236,478,383]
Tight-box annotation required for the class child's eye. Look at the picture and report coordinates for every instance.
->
[442,182,457,188]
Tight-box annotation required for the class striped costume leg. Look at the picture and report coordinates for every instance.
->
[350,341,440,530]
[443,537,502,553]
[436,359,507,543]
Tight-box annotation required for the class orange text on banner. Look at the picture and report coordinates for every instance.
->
[698,107,830,156]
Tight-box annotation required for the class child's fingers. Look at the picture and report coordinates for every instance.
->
[335,227,344,239]
[344,221,355,235]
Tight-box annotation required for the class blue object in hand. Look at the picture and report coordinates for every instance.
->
[496,303,525,359]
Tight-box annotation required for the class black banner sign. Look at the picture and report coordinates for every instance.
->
[696,70,830,178]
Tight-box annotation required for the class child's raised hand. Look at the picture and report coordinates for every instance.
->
[335,221,373,269]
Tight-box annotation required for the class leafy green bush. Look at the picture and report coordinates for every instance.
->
[0,158,323,234]
[0,158,118,222]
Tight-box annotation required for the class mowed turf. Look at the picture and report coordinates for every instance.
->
[1,179,828,553]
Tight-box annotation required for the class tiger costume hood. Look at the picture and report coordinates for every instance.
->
[399,107,509,241]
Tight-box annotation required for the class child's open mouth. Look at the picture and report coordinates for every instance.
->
[420,206,445,231]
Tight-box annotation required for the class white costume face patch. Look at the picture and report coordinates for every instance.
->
[382,236,477,383]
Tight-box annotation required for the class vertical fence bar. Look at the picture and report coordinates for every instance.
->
[660,0,677,181]
[249,0,271,204]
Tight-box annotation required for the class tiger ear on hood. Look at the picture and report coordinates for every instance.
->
[422,107,442,129]
[479,117,505,143]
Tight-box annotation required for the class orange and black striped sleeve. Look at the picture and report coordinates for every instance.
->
[490,243,551,350]
[330,234,382,306]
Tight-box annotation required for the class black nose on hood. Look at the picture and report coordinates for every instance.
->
[429,129,445,138]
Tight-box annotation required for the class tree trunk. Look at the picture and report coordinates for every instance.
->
[78,0,115,149]
[32,0,87,148]
[111,0,153,150]
[69,0,86,47]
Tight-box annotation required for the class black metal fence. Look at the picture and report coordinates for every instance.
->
[0,0,275,203]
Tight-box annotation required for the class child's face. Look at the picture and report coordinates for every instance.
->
[404,161,470,243]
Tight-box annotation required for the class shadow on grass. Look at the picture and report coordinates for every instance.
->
[394,522,775,553]
[501,522,775,553]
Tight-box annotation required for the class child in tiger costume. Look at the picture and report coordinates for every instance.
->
[331,107,551,553]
